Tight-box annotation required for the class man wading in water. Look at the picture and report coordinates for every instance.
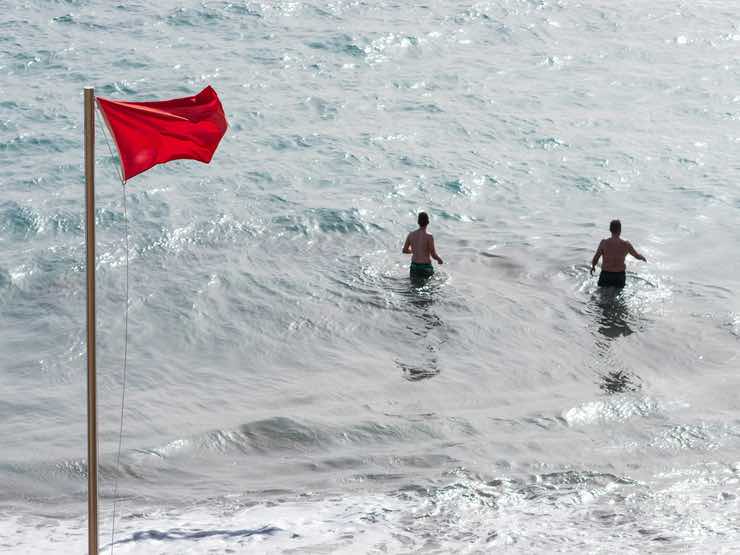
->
[591,219,647,288]
[403,211,443,279]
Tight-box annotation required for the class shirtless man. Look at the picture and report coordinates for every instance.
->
[402,212,443,278]
[590,219,647,288]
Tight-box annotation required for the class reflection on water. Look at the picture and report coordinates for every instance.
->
[393,272,447,381]
[598,369,642,394]
[586,280,643,394]
[595,287,634,339]
[396,359,439,381]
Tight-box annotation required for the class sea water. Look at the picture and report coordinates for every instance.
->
[1,1,739,553]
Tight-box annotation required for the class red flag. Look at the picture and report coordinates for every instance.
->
[96,86,227,181]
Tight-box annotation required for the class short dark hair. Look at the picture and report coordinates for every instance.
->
[418,212,429,227]
[609,219,621,234]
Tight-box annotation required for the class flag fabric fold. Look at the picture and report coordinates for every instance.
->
[97,86,228,181]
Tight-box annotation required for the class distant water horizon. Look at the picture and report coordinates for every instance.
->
[1,1,739,553]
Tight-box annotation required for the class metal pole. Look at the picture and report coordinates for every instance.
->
[84,86,99,555]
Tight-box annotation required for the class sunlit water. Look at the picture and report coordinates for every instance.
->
[1,1,739,553]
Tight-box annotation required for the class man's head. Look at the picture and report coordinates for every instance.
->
[418,211,429,227]
[609,219,621,235]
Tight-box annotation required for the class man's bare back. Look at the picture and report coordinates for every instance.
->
[404,228,436,264]
[596,237,639,272]
[402,212,443,276]
[591,219,646,287]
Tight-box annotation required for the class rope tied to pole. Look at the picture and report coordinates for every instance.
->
[96,107,129,555]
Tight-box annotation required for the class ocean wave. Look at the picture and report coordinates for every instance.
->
[648,422,740,453]
[306,34,364,58]
[563,395,664,426]
[0,201,95,240]
[19,462,736,553]
[270,207,375,237]
[51,13,109,31]
[165,6,227,27]
[0,201,40,238]
[0,133,74,154]
[139,415,477,460]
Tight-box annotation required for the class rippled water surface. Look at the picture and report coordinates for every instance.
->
[1,1,739,553]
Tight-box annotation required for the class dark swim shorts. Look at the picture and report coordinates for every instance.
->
[598,270,626,288]
[410,262,434,278]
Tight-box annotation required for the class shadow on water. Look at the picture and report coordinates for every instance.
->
[593,286,634,339]
[598,368,642,394]
[588,282,642,394]
[106,525,281,548]
[391,271,448,382]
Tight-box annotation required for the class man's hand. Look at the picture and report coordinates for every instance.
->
[627,242,646,262]
[437,258,444,265]
[590,265,595,275]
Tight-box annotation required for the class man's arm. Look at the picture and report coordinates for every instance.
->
[627,242,647,262]
[402,234,412,254]
[430,236,443,264]
[590,241,603,275]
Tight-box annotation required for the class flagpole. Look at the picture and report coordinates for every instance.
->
[84,86,99,555]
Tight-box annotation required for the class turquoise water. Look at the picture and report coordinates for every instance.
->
[1,1,739,552]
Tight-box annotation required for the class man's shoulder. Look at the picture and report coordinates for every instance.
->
[411,229,432,237]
